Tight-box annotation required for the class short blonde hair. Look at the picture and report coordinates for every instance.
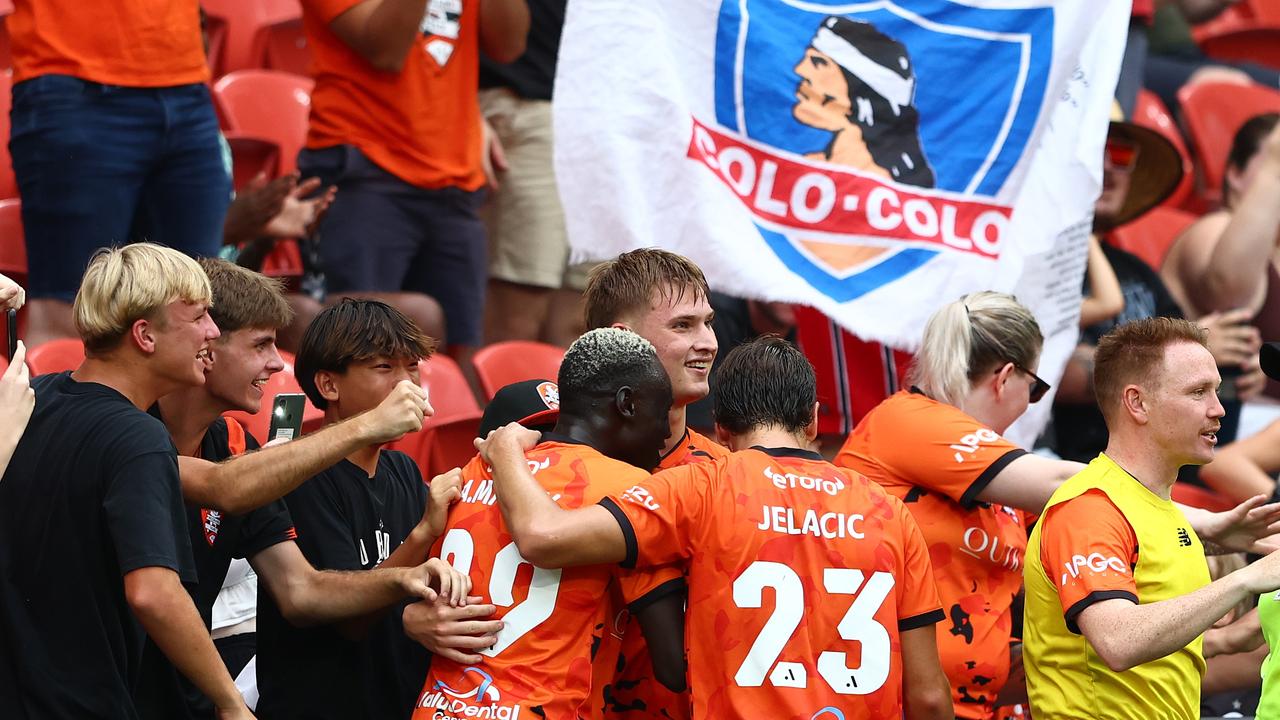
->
[74,244,212,355]
[909,291,1043,407]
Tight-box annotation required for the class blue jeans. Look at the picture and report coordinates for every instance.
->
[9,75,231,301]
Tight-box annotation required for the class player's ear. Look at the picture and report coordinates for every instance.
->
[615,386,637,418]
[804,401,819,442]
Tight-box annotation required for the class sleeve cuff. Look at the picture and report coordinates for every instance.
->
[599,497,639,569]
[899,608,945,631]
[959,448,1028,509]
[628,577,687,614]
[1064,589,1138,634]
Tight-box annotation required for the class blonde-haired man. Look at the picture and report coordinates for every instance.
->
[0,244,252,719]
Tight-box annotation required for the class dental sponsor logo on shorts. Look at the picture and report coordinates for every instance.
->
[420,668,523,719]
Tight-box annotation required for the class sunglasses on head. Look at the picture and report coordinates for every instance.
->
[1104,138,1140,172]
[994,363,1051,403]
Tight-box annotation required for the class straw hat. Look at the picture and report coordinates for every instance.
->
[1103,102,1183,228]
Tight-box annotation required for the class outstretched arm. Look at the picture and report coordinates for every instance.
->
[478,423,627,568]
[179,380,428,514]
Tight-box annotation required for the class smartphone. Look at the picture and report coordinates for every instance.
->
[267,393,306,442]
[6,309,15,360]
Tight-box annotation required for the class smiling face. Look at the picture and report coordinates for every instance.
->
[150,299,220,389]
[622,285,717,409]
[1145,341,1224,467]
[793,47,855,132]
[204,326,286,414]
[320,354,429,425]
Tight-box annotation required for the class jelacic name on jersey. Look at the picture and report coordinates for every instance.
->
[1059,553,1127,587]
[763,465,846,496]
[757,504,865,539]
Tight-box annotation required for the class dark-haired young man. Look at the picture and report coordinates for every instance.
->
[256,299,483,720]
[583,248,729,717]
[410,328,680,720]
[143,261,470,718]
[478,336,953,719]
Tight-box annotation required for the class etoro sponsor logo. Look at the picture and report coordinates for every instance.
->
[1059,553,1127,587]
[764,465,846,496]
[420,667,523,720]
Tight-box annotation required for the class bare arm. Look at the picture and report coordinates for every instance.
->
[0,342,34,479]
[1200,422,1280,503]
[976,453,1083,514]
[479,424,628,568]
[250,541,468,626]
[900,624,954,720]
[478,0,529,63]
[328,0,431,73]
[178,380,428,514]
[1076,550,1280,672]
[1079,234,1124,328]
[125,567,251,719]
[1182,126,1280,314]
[1055,344,1096,405]
[635,590,688,693]
[1204,606,1264,657]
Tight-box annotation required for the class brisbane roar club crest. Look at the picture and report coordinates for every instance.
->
[695,0,1054,301]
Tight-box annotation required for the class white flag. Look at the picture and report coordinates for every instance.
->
[554,0,1129,444]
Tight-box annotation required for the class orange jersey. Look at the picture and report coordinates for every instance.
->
[416,437,676,720]
[300,0,485,190]
[606,447,943,718]
[596,427,729,719]
[835,389,1029,718]
[10,0,209,86]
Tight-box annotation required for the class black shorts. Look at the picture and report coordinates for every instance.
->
[299,145,488,346]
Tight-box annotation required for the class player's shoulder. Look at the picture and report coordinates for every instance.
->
[685,428,730,460]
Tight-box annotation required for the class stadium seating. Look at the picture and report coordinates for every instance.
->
[0,199,25,286]
[1108,206,1198,272]
[223,349,325,444]
[1178,81,1280,207]
[0,70,16,200]
[422,354,481,420]
[225,136,281,192]
[213,70,313,175]
[258,18,311,77]
[1133,90,1195,211]
[202,0,304,76]
[472,341,565,401]
[26,338,84,376]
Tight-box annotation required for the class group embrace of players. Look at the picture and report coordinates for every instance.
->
[6,243,1277,720]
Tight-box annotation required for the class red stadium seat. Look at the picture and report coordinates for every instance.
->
[0,71,16,199]
[1133,90,1195,211]
[223,349,325,444]
[225,135,281,192]
[422,355,481,421]
[213,70,313,174]
[202,0,303,76]
[26,338,84,376]
[471,341,565,401]
[1108,206,1198,272]
[258,18,311,77]
[1177,81,1280,206]
[1170,482,1235,513]
[0,199,26,285]
[425,412,483,475]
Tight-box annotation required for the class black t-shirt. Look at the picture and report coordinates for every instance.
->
[256,450,431,720]
[136,416,297,720]
[1053,243,1185,462]
[0,372,195,720]
[478,0,564,100]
